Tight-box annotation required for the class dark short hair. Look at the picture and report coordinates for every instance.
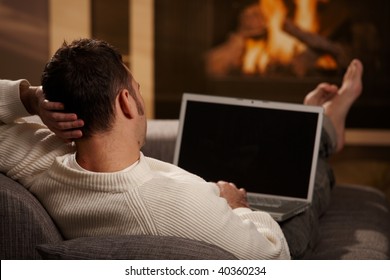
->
[41,38,138,138]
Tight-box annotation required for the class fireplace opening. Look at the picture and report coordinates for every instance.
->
[205,0,378,78]
[154,0,390,129]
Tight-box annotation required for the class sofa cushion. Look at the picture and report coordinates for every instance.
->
[36,235,238,260]
[305,184,390,259]
[0,173,63,259]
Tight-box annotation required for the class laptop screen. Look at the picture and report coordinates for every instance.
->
[174,94,323,200]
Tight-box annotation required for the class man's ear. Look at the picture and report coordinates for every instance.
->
[117,89,136,119]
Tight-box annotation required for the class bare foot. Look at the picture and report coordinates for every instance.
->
[303,59,363,152]
[304,83,338,106]
[324,59,363,152]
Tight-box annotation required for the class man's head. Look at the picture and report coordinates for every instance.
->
[41,38,144,139]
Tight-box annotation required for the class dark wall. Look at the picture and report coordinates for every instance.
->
[0,0,49,85]
[92,0,129,58]
[154,0,214,118]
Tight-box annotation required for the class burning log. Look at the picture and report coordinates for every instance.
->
[283,19,352,72]
[205,33,246,77]
[205,0,359,77]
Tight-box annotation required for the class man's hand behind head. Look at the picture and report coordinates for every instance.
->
[36,87,84,142]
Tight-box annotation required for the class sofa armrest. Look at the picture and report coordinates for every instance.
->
[142,120,179,163]
[36,235,238,260]
[0,173,63,259]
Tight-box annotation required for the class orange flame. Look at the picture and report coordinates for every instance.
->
[260,0,295,64]
[242,0,332,75]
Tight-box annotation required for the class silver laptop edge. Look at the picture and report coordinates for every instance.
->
[174,93,324,217]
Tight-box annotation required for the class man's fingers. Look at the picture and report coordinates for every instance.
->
[51,128,83,141]
[53,119,84,130]
[41,99,65,111]
[216,181,250,209]
[239,188,247,196]
[48,111,78,122]
[40,101,78,122]
[62,129,83,140]
[38,98,84,141]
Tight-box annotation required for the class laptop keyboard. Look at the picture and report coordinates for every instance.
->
[247,196,283,208]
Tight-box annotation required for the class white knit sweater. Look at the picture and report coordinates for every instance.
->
[0,79,290,259]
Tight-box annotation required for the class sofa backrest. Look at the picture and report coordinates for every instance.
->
[142,120,178,163]
[0,173,63,259]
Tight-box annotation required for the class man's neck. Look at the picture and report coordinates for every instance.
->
[74,133,140,173]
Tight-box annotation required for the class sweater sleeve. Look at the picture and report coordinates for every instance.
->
[0,79,74,185]
[0,79,31,123]
[139,168,291,259]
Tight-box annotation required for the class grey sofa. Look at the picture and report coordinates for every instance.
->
[1,120,389,260]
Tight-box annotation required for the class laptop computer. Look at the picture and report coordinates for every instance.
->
[173,93,324,222]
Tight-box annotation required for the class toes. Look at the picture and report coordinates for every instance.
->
[304,83,338,106]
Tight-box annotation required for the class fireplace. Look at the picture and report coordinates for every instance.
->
[154,0,390,129]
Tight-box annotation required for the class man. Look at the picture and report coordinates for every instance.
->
[0,38,363,259]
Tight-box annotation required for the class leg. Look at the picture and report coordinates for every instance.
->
[305,59,363,153]
[281,59,364,259]
[324,59,363,152]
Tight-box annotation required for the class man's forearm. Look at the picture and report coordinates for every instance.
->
[19,81,42,116]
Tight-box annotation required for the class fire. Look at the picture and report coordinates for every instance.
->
[293,0,319,53]
[259,0,296,64]
[294,0,319,33]
[242,39,269,74]
[242,0,333,75]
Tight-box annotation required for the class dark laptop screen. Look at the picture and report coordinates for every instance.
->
[176,100,320,199]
